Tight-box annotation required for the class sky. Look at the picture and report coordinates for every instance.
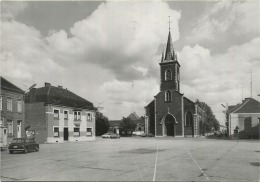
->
[1,1,260,124]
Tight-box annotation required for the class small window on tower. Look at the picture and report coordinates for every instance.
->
[165,69,172,81]
[165,90,171,102]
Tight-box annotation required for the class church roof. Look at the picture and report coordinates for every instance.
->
[0,77,25,94]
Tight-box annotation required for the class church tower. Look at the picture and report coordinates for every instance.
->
[159,30,180,92]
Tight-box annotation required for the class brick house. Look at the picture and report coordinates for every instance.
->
[25,83,96,143]
[227,98,260,139]
[145,30,206,137]
[0,77,25,143]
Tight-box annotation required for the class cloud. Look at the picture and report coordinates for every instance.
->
[1,2,28,20]
[100,78,159,118]
[1,20,63,89]
[46,1,181,81]
[179,37,260,124]
[188,1,260,43]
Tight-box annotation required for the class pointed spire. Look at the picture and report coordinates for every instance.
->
[161,51,164,62]
[164,31,174,61]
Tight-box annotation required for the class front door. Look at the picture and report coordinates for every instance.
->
[64,128,68,141]
[163,114,175,137]
[17,121,21,138]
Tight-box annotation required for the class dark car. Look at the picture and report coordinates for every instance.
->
[110,133,120,139]
[141,133,154,137]
[9,138,39,154]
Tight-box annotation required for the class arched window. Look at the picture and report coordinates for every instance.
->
[165,69,172,81]
[185,111,193,126]
[165,90,171,102]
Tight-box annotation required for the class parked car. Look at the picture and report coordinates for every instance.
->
[8,138,39,154]
[141,133,154,137]
[110,133,120,139]
[102,133,112,138]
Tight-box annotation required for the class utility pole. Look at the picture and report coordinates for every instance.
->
[241,87,244,100]
[250,69,253,98]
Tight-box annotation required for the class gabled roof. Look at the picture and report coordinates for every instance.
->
[25,85,96,110]
[0,77,24,94]
[127,112,140,120]
[228,98,260,114]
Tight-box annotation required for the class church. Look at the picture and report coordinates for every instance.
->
[144,29,207,137]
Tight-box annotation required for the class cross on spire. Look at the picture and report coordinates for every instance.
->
[168,16,171,30]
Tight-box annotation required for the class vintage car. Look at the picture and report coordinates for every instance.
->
[102,133,112,138]
[141,133,155,137]
[110,133,120,139]
[9,138,39,154]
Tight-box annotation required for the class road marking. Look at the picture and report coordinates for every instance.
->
[184,148,210,181]
[153,142,159,182]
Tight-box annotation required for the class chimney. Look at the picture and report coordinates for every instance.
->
[28,88,36,102]
[45,82,51,87]
[58,85,63,89]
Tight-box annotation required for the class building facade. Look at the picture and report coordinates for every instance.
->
[0,77,25,143]
[145,31,206,137]
[25,83,96,143]
[227,98,260,139]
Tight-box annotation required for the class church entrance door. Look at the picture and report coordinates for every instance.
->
[164,114,175,136]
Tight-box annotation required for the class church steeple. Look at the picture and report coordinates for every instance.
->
[159,19,180,92]
[164,31,174,61]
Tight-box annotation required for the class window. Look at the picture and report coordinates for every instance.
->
[165,69,172,81]
[54,109,59,119]
[7,98,12,111]
[64,111,68,120]
[185,112,193,126]
[86,128,92,137]
[17,100,22,113]
[54,127,59,137]
[74,128,80,136]
[0,118,3,125]
[87,113,92,121]
[165,90,171,102]
[74,111,81,120]
[177,67,180,81]
[0,97,2,111]
[7,120,13,135]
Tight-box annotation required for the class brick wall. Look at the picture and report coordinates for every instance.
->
[160,62,178,91]
[145,100,155,135]
[25,102,47,144]
[155,91,183,136]
[183,97,195,136]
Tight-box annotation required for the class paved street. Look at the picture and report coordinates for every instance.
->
[1,137,259,181]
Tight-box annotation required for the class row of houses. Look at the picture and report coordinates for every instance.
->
[0,77,96,144]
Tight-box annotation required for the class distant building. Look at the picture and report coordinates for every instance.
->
[0,77,25,143]
[25,82,96,143]
[145,30,207,137]
[227,98,260,139]
[109,112,145,136]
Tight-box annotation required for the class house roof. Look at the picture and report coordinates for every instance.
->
[0,77,25,94]
[25,85,96,110]
[228,98,260,114]
[109,120,122,127]
[127,112,140,120]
